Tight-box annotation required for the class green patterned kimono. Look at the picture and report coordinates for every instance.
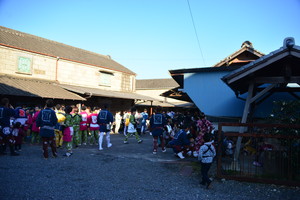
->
[72,113,82,146]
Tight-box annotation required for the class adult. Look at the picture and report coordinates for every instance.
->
[114,111,122,134]
[150,106,167,154]
[36,99,58,159]
[0,98,18,156]
[97,104,114,150]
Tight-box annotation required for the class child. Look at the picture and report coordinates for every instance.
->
[63,106,74,157]
[88,107,100,146]
[31,106,41,144]
[79,106,89,145]
[72,107,81,148]
[123,107,143,144]
[12,122,26,151]
[198,133,216,189]
[168,124,190,159]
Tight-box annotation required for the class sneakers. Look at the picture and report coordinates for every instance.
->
[124,141,128,144]
[206,180,212,189]
[138,140,143,144]
[64,152,72,157]
[162,148,167,153]
[193,151,199,157]
[99,148,103,151]
[153,151,157,155]
[177,152,185,159]
[107,143,112,148]
[253,161,262,167]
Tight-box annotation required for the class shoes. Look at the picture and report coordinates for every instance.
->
[99,148,103,151]
[253,161,262,167]
[153,151,157,155]
[162,148,167,153]
[138,140,143,144]
[64,152,72,157]
[107,143,112,148]
[177,152,185,159]
[187,151,192,157]
[83,143,87,145]
[52,153,58,158]
[200,181,205,186]
[206,180,212,189]
[193,151,199,157]
[124,141,128,144]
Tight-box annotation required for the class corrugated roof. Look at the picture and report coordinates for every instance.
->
[136,79,179,89]
[60,84,159,101]
[0,74,85,101]
[0,26,135,75]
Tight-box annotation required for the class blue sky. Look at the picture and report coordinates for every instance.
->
[0,0,299,79]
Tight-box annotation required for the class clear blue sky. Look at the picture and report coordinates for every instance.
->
[1,0,300,79]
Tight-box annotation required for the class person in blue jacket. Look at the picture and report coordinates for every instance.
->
[36,99,58,159]
[168,124,190,159]
[97,104,114,150]
[150,106,167,154]
[0,98,19,156]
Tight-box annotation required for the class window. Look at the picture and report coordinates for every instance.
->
[99,71,114,87]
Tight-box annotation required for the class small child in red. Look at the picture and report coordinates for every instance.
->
[12,122,26,151]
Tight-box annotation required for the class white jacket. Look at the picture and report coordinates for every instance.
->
[198,141,216,163]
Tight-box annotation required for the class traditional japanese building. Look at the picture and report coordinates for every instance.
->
[0,26,156,112]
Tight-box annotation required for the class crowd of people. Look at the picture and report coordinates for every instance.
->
[0,97,216,189]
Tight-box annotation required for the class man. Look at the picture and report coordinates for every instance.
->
[36,99,58,159]
[150,106,167,154]
[97,104,113,150]
[123,107,143,144]
[0,98,18,156]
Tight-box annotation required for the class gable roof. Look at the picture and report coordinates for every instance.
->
[213,41,264,67]
[222,38,300,94]
[136,78,179,89]
[0,26,135,75]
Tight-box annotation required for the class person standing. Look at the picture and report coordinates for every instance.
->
[123,107,143,144]
[62,106,74,157]
[79,106,89,145]
[88,107,100,145]
[141,109,148,134]
[198,133,216,189]
[114,111,122,134]
[31,106,41,144]
[54,104,66,148]
[0,98,19,156]
[72,107,81,148]
[36,99,58,159]
[149,106,167,154]
[97,105,113,150]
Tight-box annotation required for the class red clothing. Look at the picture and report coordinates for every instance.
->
[23,114,33,131]
[79,111,89,131]
[88,113,99,131]
[13,128,26,145]
[31,111,40,132]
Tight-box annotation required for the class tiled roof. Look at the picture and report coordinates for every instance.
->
[0,26,135,75]
[60,84,159,101]
[0,74,85,101]
[213,41,264,67]
[136,79,179,89]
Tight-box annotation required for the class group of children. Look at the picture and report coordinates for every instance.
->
[1,97,216,189]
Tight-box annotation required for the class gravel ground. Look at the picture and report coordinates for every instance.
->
[0,133,299,200]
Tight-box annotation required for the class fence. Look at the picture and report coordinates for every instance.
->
[216,122,300,186]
